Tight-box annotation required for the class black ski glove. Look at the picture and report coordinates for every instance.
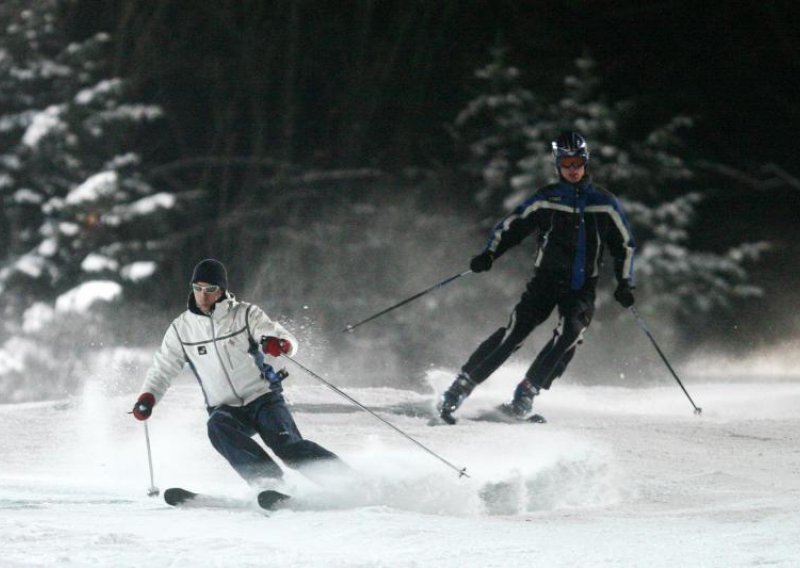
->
[614,281,635,308]
[470,251,494,273]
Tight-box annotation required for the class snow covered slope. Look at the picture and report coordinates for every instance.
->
[1,365,799,567]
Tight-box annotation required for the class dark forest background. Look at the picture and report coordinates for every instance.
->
[2,0,799,401]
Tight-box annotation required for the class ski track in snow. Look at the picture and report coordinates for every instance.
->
[1,366,799,567]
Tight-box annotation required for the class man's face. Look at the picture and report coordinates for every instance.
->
[558,156,586,183]
[192,281,223,313]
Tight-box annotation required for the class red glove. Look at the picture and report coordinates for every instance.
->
[262,337,292,357]
[132,392,155,421]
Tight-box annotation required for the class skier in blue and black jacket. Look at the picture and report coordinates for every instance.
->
[438,131,637,424]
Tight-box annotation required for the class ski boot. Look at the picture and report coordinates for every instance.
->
[437,373,477,424]
[500,379,540,419]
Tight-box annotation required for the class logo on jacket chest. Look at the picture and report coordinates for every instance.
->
[198,345,207,355]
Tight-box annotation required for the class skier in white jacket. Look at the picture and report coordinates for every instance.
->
[132,258,345,485]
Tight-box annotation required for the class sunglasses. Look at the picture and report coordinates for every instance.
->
[559,156,587,169]
[192,283,220,293]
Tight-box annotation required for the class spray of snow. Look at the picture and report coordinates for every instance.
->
[686,340,800,379]
[1,355,799,566]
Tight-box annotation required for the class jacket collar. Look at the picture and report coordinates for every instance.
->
[187,290,236,317]
[557,174,593,191]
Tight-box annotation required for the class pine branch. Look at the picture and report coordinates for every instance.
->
[695,160,800,192]
[761,163,800,191]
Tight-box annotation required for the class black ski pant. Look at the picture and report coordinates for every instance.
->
[461,275,596,390]
[207,392,344,485]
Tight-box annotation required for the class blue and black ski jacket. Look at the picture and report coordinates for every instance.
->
[483,177,636,290]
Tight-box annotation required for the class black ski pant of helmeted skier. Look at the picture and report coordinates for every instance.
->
[207,392,342,484]
[462,275,597,390]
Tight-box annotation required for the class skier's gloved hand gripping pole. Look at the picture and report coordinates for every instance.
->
[268,347,469,478]
[343,270,472,333]
[629,305,703,415]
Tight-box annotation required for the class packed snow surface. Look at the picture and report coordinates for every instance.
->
[1,365,798,567]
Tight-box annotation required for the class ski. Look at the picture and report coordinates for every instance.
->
[428,416,455,426]
[430,396,546,425]
[429,411,457,425]
[163,487,246,509]
[495,404,547,423]
[428,409,546,425]
[257,489,291,510]
[163,487,198,506]
[163,487,291,511]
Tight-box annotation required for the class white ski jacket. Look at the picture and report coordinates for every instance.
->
[141,293,298,408]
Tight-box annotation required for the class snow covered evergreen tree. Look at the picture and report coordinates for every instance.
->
[452,46,537,214]
[0,0,176,397]
[454,52,768,325]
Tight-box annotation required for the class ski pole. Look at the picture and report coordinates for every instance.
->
[343,270,472,333]
[283,354,469,478]
[629,306,702,415]
[143,421,160,497]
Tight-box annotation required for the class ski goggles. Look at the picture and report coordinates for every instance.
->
[558,156,587,169]
[191,283,220,293]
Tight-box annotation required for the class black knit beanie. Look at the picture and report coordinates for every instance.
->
[190,259,228,289]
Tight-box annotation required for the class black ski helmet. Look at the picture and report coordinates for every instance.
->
[551,131,589,166]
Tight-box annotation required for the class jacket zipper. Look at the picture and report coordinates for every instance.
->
[222,340,235,368]
[571,186,581,283]
[209,315,245,405]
